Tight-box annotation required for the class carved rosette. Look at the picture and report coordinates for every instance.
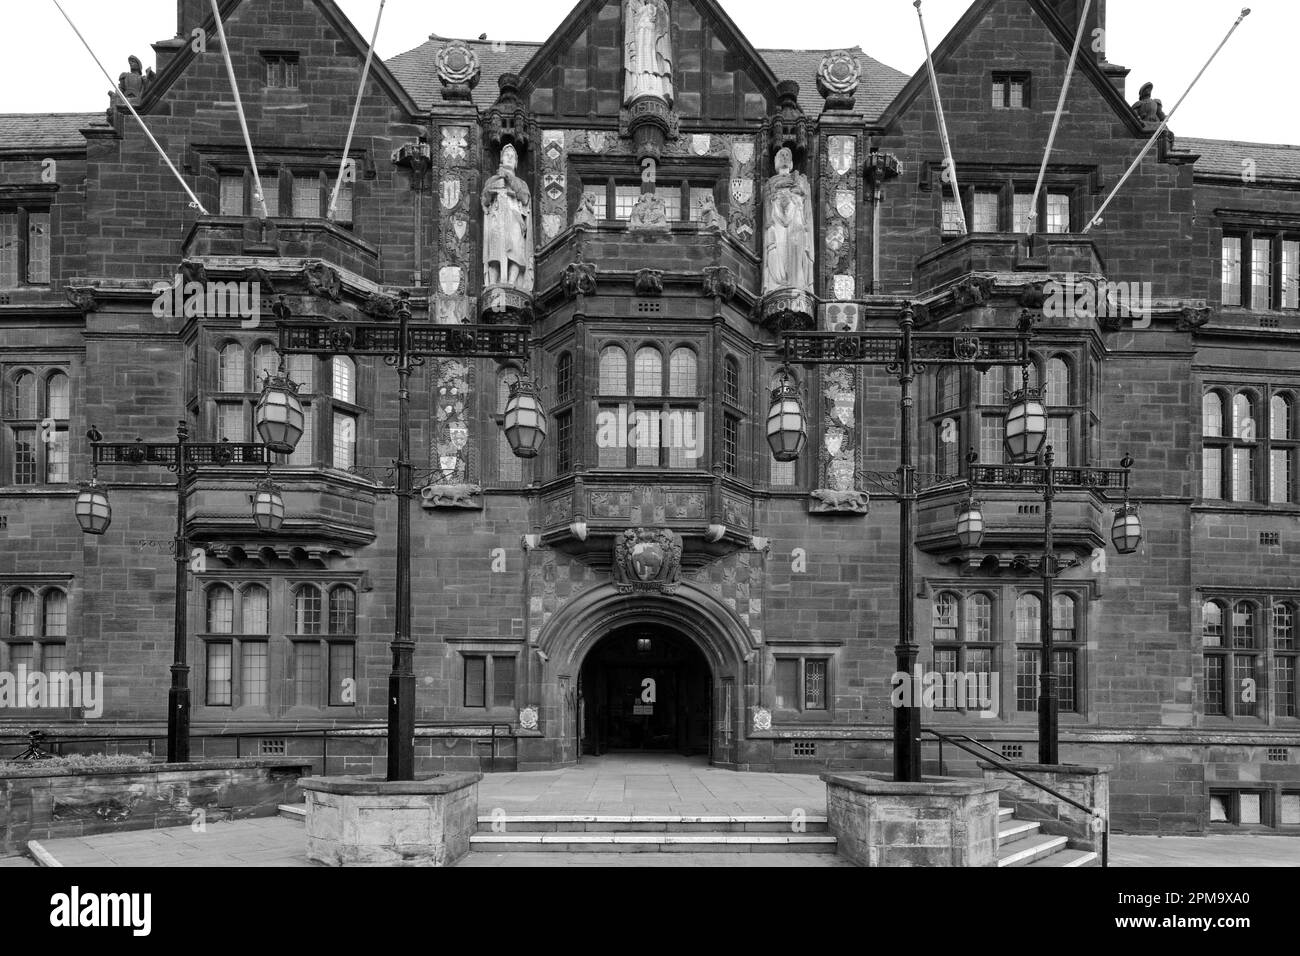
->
[758,289,816,333]
[752,707,772,732]
[436,41,481,101]
[816,51,861,110]
[613,529,684,595]
[519,706,539,731]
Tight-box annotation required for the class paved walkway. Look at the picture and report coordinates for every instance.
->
[1109,834,1299,867]
[477,754,826,817]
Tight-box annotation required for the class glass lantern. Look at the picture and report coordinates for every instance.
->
[766,377,807,463]
[1111,503,1143,555]
[956,499,985,548]
[503,376,548,460]
[1004,388,1047,463]
[75,479,112,535]
[255,373,305,455]
[252,478,286,533]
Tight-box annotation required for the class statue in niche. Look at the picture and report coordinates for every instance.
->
[624,0,673,105]
[627,192,670,232]
[1132,82,1166,126]
[481,144,533,291]
[697,193,724,231]
[762,147,815,294]
[574,192,600,227]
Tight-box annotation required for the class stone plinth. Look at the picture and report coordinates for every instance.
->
[301,772,481,867]
[822,773,1003,867]
[979,763,1109,852]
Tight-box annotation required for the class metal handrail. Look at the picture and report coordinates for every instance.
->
[922,729,1108,868]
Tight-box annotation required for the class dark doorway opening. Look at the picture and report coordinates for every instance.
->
[580,625,711,757]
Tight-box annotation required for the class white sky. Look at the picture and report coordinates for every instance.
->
[1,1,1293,145]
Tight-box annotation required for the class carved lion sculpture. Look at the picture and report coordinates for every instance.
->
[421,484,483,509]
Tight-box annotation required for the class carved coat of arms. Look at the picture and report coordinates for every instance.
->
[828,136,855,177]
[586,130,608,154]
[441,177,462,211]
[731,141,755,166]
[731,178,754,206]
[439,266,463,295]
[543,131,565,161]
[441,126,468,161]
[691,134,712,156]
[835,189,855,219]
[613,529,683,594]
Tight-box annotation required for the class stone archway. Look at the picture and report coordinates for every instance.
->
[526,582,760,769]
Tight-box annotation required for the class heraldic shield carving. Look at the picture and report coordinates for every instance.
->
[613,529,684,594]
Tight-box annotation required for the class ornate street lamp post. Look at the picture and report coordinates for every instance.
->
[778,306,1036,782]
[972,448,1140,764]
[79,424,272,762]
[275,293,535,782]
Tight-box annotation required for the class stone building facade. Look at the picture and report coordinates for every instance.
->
[0,0,1297,835]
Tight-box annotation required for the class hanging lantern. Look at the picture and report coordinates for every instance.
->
[256,372,305,455]
[252,478,286,533]
[766,375,807,463]
[75,479,112,535]
[503,375,548,459]
[1111,503,1143,555]
[1004,388,1047,463]
[956,498,984,548]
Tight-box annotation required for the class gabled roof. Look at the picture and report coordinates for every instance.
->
[384,38,909,122]
[875,0,1146,136]
[0,113,109,152]
[139,0,420,117]
[1180,137,1300,183]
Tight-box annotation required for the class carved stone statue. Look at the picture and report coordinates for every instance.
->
[118,56,153,106]
[1132,82,1166,126]
[697,193,724,231]
[624,0,673,105]
[574,192,600,227]
[481,144,533,291]
[627,191,670,233]
[762,147,815,294]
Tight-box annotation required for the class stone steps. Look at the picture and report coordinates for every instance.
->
[475,813,829,833]
[278,803,306,821]
[470,813,837,854]
[997,805,1102,867]
[998,832,1071,867]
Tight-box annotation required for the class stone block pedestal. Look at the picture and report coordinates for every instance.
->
[301,772,481,867]
[822,773,1004,867]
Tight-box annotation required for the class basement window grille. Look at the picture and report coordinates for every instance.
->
[1268,748,1289,763]
[1001,744,1024,760]
[0,515,7,529]
[0,293,9,305]
[1260,532,1281,546]
[1017,505,1042,516]
[259,738,287,756]
[636,302,662,314]
[793,741,817,757]
[1260,316,1280,329]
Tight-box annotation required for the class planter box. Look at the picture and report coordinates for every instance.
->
[301,773,481,867]
[0,759,311,857]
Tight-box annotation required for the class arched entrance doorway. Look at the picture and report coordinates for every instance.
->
[580,624,711,757]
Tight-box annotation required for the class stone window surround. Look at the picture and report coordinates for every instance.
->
[934,162,1092,238]
[567,156,729,225]
[0,184,57,289]
[768,645,837,724]
[1198,590,1300,725]
[194,577,360,715]
[1,584,70,675]
[3,363,71,486]
[205,146,359,225]
[455,647,519,715]
[1200,382,1299,505]
[1218,217,1300,312]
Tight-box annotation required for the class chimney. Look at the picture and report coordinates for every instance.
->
[153,0,209,73]
[1047,0,1128,97]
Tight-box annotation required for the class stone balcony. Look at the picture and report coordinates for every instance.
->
[181,216,382,286]
[916,233,1106,295]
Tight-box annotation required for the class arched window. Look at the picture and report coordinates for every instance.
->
[241,585,269,634]
[1272,394,1293,440]
[598,347,627,395]
[46,372,70,420]
[1052,594,1077,642]
[669,348,697,397]
[329,586,356,634]
[937,367,959,412]
[218,344,245,393]
[933,593,959,641]
[332,356,356,404]
[1232,601,1256,648]
[1233,393,1255,440]
[13,372,37,419]
[1273,601,1295,648]
[1016,594,1041,643]
[206,585,235,634]
[1046,357,1071,406]
[10,588,36,637]
[1203,391,1224,437]
[1202,600,1225,646]
[42,590,67,637]
[556,353,573,404]
[979,366,1004,406]
[252,344,280,383]
[724,356,741,407]
[293,585,323,635]
[965,594,992,642]
[634,347,663,397]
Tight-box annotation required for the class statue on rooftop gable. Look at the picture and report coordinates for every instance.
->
[1132,82,1166,127]
[625,0,673,105]
[117,56,153,107]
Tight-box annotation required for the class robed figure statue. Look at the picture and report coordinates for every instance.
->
[624,0,673,104]
[762,148,815,294]
[481,144,533,291]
